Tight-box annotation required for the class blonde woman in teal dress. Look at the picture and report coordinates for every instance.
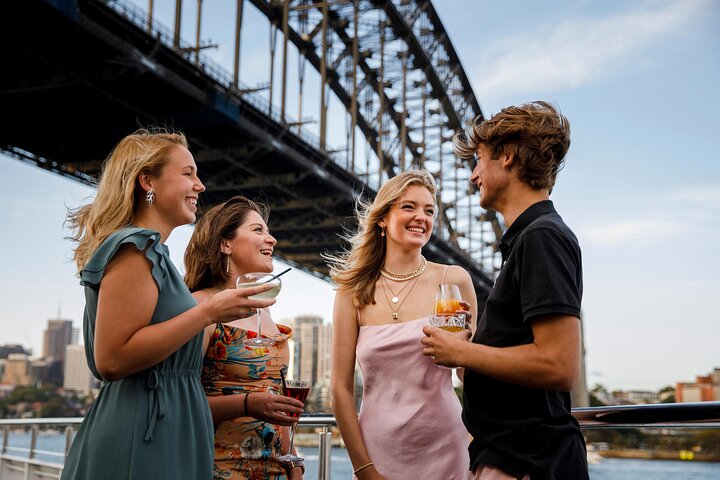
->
[62,130,276,479]
[184,196,305,480]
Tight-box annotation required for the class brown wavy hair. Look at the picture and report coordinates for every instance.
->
[324,170,437,308]
[184,195,268,292]
[453,101,571,190]
[67,129,188,272]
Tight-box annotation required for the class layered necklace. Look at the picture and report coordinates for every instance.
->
[380,255,426,282]
[379,256,426,321]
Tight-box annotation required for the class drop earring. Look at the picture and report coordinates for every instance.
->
[145,188,155,207]
[226,254,231,273]
[380,226,386,237]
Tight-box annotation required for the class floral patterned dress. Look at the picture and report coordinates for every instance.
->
[202,323,293,480]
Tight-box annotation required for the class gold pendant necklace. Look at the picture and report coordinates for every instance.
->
[381,273,421,321]
[383,277,413,303]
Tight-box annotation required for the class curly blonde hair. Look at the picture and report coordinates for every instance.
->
[325,170,437,308]
[453,101,571,190]
[67,129,188,272]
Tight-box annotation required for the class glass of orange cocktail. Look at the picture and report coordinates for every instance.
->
[431,284,466,332]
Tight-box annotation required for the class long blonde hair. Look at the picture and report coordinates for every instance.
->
[325,170,437,307]
[67,129,188,272]
[184,195,268,292]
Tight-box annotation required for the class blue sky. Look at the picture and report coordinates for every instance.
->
[1,0,718,392]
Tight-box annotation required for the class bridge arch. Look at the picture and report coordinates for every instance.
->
[2,0,502,300]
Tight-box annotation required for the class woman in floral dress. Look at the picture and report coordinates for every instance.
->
[185,196,305,480]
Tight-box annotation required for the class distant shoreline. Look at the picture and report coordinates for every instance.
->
[600,448,720,463]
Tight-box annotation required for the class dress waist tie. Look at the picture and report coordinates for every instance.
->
[144,370,166,442]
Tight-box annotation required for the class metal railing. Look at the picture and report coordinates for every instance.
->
[2,403,719,479]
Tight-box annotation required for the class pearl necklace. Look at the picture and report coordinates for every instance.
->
[380,255,426,282]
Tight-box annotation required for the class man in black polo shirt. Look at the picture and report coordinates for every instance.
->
[422,101,588,479]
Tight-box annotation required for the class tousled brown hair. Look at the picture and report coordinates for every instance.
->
[184,195,268,292]
[453,101,570,190]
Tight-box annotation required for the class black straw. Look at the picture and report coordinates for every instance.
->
[263,267,292,284]
[280,368,288,395]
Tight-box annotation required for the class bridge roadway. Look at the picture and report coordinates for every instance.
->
[1,0,497,302]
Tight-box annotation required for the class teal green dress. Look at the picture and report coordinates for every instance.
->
[61,227,213,479]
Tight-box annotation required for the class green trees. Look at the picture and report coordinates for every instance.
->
[1,385,88,418]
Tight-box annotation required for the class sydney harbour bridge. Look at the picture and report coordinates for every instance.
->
[2,0,504,303]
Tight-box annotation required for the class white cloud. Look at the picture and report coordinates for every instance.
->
[581,219,682,245]
[579,183,720,246]
[471,0,710,100]
[663,185,720,205]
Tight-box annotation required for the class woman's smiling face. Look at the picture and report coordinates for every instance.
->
[382,185,435,250]
[225,210,277,274]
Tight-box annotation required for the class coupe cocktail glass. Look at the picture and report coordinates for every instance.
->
[236,272,282,347]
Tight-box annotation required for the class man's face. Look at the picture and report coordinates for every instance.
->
[469,143,509,211]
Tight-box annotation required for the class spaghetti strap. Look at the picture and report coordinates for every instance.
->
[357,307,362,327]
[441,265,450,284]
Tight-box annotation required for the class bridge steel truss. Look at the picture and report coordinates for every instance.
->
[1,0,502,301]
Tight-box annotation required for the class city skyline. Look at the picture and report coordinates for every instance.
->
[3,308,716,396]
[1,0,719,392]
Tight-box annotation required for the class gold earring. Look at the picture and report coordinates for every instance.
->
[226,254,230,273]
[380,226,386,237]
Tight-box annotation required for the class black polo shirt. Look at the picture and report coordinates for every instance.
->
[463,200,588,479]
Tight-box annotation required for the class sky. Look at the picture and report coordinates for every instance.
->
[1,0,718,392]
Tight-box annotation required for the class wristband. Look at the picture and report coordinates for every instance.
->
[283,459,305,475]
[353,462,374,475]
[244,392,251,415]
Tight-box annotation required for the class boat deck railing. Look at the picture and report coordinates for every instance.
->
[1,403,719,479]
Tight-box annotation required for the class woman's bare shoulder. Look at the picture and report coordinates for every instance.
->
[427,262,470,282]
[192,288,215,304]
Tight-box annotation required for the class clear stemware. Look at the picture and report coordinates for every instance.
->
[276,378,310,464]
[236,272,282,347]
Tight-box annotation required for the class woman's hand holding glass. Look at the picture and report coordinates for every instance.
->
[200,283,276,326]
[431,284,470,332]
[423,284,473,368]
[245,391,304,426]
[457,299,473,331]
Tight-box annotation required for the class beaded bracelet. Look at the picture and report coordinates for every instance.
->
[244,392,252,415]
[353,462,374,475]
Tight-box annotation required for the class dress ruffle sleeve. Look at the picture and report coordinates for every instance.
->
[80,227,169,290]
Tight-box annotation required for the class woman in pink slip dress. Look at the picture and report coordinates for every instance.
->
[327,170,478,480]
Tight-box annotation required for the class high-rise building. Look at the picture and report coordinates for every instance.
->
[2,353,32,386]
[43,318,74,386]
[30,359,52,386]
[291,315,332,387]
[43,319,74,363]
[63,344,95,393]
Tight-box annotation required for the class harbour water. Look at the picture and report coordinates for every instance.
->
[4,432,719,479]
